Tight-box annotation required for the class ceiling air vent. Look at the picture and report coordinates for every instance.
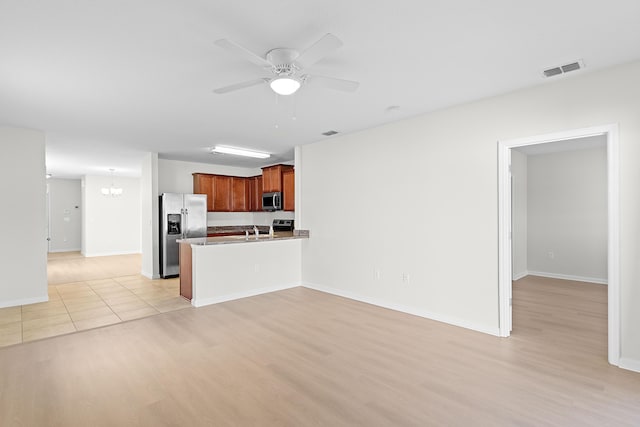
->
[543,60,584,78]
[543,67,562,77]
[322,130,338,136]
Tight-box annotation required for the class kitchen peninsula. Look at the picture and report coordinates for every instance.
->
[178,231,307,307]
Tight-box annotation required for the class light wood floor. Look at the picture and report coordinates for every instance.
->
[0,253,189,347]
[0,276,639,426]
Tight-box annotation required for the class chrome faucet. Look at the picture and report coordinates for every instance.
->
[253,225,259,237]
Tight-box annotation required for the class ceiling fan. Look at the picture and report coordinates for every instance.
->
[213,33,359,96]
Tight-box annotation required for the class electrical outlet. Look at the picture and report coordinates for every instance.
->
[374,268,381,280]
[402,273,410,284]
[548,251,554,259]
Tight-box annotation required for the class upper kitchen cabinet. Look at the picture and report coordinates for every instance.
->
[231,177,250,212]
[248,175,262,212]
[262,164,294,193]
[282,169,295,211]
[213,175,232,212]
[194,166,293,212]
[262,166,280,193]
[193,173,246,212]
[193,173,214,211]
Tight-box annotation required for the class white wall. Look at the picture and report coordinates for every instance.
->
[511,150,528,280]
[82,175,141,257]
[140,153,159,278]
[0,127,48,308]
[299,59,640,363]
[47,178,82,252]
[158,158,260,194]
[527,147,607,283]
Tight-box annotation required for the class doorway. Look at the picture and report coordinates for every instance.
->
[498,124,620,366]
[46,178,82,253]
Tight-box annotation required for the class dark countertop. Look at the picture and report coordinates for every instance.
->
[207,225,270,235]
[179,231,307,246]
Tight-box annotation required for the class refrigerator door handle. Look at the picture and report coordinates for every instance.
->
[183,208,188,238]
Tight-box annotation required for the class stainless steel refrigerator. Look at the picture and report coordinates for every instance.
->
[159,193,207,278]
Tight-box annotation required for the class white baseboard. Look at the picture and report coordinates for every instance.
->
[512,271,528,281]
[0,295,48,309]
[527,271,607,285]
[302,282,500,337]
[141,270,160,280]
[192,282,301,308]
[83,251,142,258]
[48,247,81,253]
[618,358,640,373]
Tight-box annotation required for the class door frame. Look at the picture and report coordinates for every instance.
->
[497,124,620,366]
[46,182,51,252]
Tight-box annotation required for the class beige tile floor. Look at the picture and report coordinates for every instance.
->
[0,254,191,348]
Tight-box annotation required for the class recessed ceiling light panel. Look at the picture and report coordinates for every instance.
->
[211,145,270,159]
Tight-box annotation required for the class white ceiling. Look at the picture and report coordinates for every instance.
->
[1,1,640,178]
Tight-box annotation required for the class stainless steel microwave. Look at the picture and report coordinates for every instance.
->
[262,192,282,211]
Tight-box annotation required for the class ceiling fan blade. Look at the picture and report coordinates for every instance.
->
[214,39,273,67]
[295,33,343,68]
[305,75,359,92]
[213,78,268,94]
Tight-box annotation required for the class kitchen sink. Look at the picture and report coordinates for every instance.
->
[220,234,270,240]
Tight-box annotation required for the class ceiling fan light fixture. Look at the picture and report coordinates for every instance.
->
[270,77,300,95]
[211,145,271,159]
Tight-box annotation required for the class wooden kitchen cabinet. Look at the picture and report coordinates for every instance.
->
[193,173,214,211]
[262,166,280,192]
[213,175,232,212]
[179,242,192,300]
[282,169,295,211]
[231,177,250,212]
[248,175,262,212]
[262,164,294,193]
[194,167,292,212]
[193,173,253,212]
